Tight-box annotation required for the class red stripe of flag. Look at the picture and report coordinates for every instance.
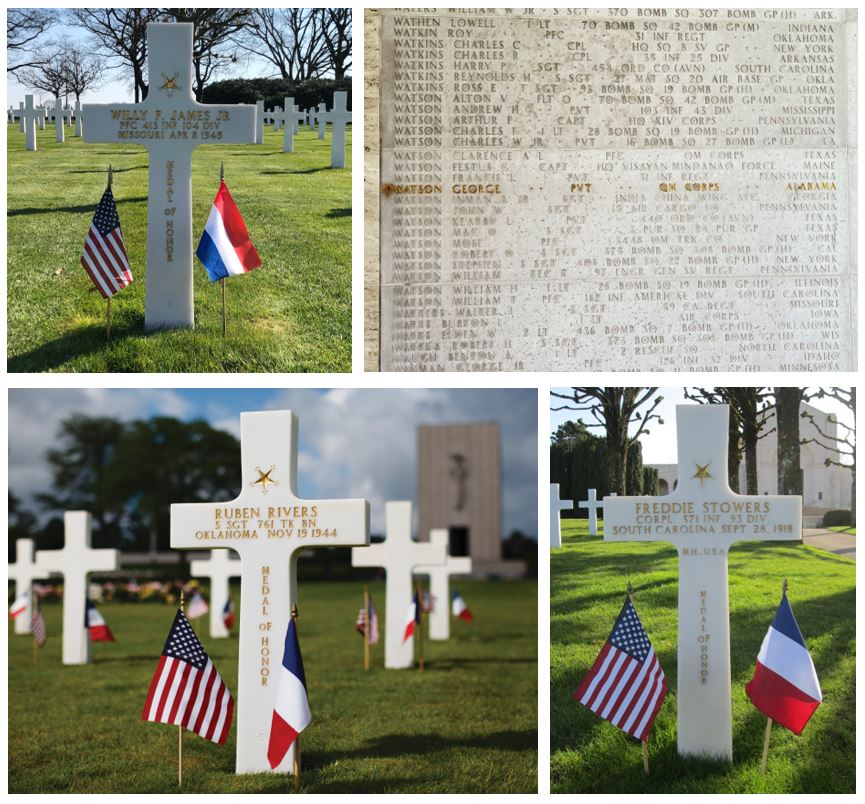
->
[153,659,180,722]
[212,180,261,271]
[167,663,194,724]
[142,656,167,719]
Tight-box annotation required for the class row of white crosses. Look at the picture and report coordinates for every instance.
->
[548,485,616,546]
[15,97,83,150]
[8,512,120,664]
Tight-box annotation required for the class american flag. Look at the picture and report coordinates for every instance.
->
[572,595,667,742]
[142,609,234,744]
[81,185,132,299]
[355,599,380,645]
[31,598,47,647]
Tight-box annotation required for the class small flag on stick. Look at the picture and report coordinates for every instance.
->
[223,596,235,631]
[31,596,47,648]
[402,595,418,643]
[9,592,29,619]
[452,590,473,623]
[85,597,115,642]
[573,588,667,774]
[186,591,209,620]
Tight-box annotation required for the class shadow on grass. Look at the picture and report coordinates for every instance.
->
[7,318,143,373]
[9,197,148,217]
[326,207,352,218]
[67,165,147,175]
[259,167,331,175]
[430,656,536,669]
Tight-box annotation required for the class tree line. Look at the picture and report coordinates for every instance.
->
[550,387,855,523]
[7,8,351,104]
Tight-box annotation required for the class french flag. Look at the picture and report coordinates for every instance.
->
[195,180,262,282]
[402,595,419,643]
[85,598,115,642]
[267,618,311,770]
[9,592,28,619]
[745,591,821,735]
[223,597,235,631]
[452,591,473,623]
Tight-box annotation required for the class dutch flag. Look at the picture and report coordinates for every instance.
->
[195,180,262,282]
[267,618,311,770]
[85,598,115,642]
[745,590,822,735]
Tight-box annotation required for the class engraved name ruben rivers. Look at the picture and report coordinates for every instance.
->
[192,506,338,540]
[378,8,854,372]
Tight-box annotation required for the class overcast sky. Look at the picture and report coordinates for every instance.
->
[550,387,854,464]
[9,388,537,540]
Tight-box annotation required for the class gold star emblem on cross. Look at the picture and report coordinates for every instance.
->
[159,72,181,96]
[251,465,279,494]
[692,462,713,485]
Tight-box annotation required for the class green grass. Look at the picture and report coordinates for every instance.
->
[827,526,856,536]
[7,123,351,372]
[551,519,855,793]
[9,579,537,793]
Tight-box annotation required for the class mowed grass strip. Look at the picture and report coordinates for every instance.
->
[551,519,855,793]
[7,123,351,373]
[9,579,537,793]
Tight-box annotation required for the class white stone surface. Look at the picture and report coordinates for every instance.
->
[18,102,24,133]
[373,8,858,372]
[255,100,264,144]
[35,511,120,665]
[317,102,326,140]
[9,539,47,635]
[22,95,40,151]
[351,501,446,668]
[604,404,802,760]
[414,529,472,641]
[82,23,256,330]
[74,100,83,137]
[550,484,572,549]
[54,98,64,143]
[321,91,351,168]
[171,410,369,775]
[578,489,602,537]
[276,97,306,154]
[189,549,242,639]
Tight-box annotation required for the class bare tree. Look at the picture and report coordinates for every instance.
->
[7,9,55,74]
[802,387,856,524]
[323,8,352,79]
[67,8,159,102]
[19,48,68,101]
[774,387,805,497]
[161,9,251,99]
[241,9,330,82]
[550,388,664,495]
[60,47,105,102]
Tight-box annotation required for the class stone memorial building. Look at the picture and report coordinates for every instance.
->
[417,422,524,577]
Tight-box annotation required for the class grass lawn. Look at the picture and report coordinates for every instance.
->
[9,579,537,793]
[551,518,855,793]
[827,526,856,536]
[7,122,351,373]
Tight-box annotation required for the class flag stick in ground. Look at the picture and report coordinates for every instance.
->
[220,162,227,336]
[416,580,424,672]
[292,603,301,792]
[178,588,184,788]
[363,585,370,672]
[106,165,113,342]
[626,581,650,777]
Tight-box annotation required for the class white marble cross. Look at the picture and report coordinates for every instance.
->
[74,100,83,137]
[82,23,256,330]
[604,404,802,761]
[190,548,242,639]
[578,489,616,536]
[22,95,41,151]
[276,97,306,154]
[550,483,572,548]
[320,91,351,168]
[171,409,369,775]
[39,105,47,129]
[291,101,300,135]
[35,511,120,665]
[351,501,446,669]
[255,100,264,144]
[65,106,73,126]
[9,539,48,635]
[308,108,316,131]
[414,529,472,641]
[17,102,25,133]
[54,98,65,143]
[317,102,326,140]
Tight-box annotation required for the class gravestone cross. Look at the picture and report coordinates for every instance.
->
[604,404,802,761]
[255,100,264,144]
[275,97,305,153]
[320,91,351,168]
[317,102,327,140]
[190,548,242,639]
[9,539,48,635]
[39,105,47,129]
[550,483,572,548]
[82,23,256,330]
[579,489,616,536]
[54,98,65,143]
[351,501,446,669]
[308,108,316,131]
[35,511,120,665]
[290,99,300,135]
[415,529,472,641]
[17,102,25,132]
[22,95,41,151]
[171,410,369,775]
[74,100,83,137]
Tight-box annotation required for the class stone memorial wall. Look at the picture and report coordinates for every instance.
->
[367,8,857,371]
